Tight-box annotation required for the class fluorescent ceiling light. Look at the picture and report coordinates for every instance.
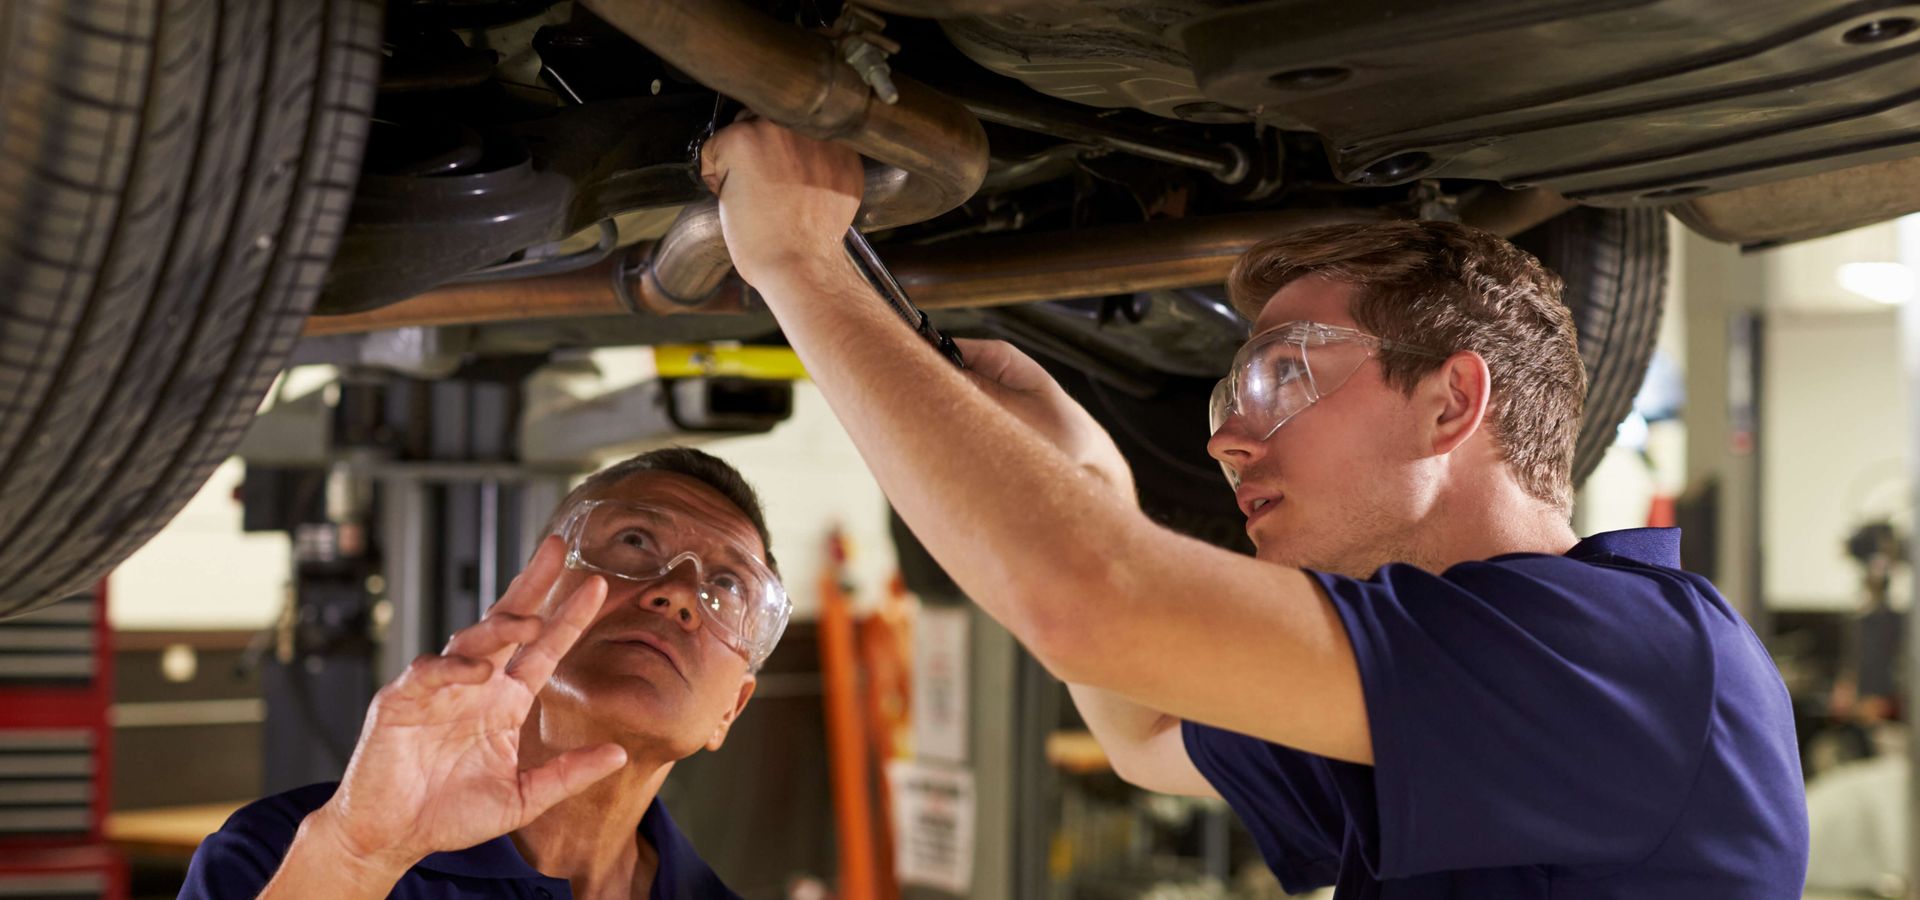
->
[1837,261,1917,305]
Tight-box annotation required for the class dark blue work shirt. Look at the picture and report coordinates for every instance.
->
[180,782,739,899]
[1183,528,1808,898]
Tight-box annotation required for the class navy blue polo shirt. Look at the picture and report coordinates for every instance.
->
[180,781,739,899]
[1183,528,1808,898]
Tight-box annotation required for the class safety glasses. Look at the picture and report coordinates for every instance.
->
[555,500,790,668]
[1209,322,1441,442]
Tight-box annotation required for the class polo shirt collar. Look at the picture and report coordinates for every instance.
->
[1565,526,1681,568]
[415,835,548,880]
[640,797,716,896]
[414,797,718,892]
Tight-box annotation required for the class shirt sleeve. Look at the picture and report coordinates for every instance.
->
[1181,720,1344,892]
[179,827,289,900]
[178,786,329,900]
[1315,556,1717,877]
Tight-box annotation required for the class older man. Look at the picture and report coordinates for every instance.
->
[181,447,789,900]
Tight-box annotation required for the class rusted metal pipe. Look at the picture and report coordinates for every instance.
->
[304,209,1384,334]
[301,257,628,336]
[577,0,989,306]
[881,209,1379,307]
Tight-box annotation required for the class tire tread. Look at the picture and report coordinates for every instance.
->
[0,0,381,613]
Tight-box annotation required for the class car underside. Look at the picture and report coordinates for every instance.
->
[3,0,1919,614]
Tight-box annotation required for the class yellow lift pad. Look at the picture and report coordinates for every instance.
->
[653,344,809,382]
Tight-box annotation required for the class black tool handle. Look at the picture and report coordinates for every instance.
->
[843,227,966,369]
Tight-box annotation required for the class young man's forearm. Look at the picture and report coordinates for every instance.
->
[755,257,1145,652]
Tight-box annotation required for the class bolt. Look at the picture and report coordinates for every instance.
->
[843,38,899,105]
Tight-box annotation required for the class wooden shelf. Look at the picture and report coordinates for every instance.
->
[1046,730,1112,774]
[106,802,244,859]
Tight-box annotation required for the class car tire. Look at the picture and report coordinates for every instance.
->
[1512,205,1670,488]
[0,0,382,615]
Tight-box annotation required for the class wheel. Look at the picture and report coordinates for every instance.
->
[1511,206,1670,487]
[0,0,383,615]
[1048,207,1671,552]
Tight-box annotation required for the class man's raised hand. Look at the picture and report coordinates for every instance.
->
[699,116,864,291]
[307,536,627,872]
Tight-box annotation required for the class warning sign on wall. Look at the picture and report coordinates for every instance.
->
[886,759,975,894]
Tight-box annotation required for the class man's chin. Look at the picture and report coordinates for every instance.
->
[1251,533,1371,578]
[1251,541,1298,568]
[555,667,685,719]
[578,686,702,750]
[1249,518,1310,568]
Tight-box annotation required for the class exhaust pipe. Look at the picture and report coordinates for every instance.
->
[302,209,1383,336]
[577,0,989,310]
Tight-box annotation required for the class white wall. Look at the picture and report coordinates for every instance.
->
[1752,219,1915,611]
[108,366,338,630]
[109,458,292,630]
[1759,309,1908,610]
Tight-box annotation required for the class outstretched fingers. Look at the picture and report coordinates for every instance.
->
[399,653,493,692]
[443,612,543,662]
[505,574,608,692]
[489,535,569,618]
[442,535,572,665]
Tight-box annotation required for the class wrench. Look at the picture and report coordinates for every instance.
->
[843,227,966,369]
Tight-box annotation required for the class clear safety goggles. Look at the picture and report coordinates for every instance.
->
[1209,321,1440,442]
[555,500,791,668]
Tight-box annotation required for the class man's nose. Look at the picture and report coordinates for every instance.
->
[1207,415,1267,476]
[640,559,706,632]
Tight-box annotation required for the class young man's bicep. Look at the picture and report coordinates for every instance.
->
[1049,526,1373,764]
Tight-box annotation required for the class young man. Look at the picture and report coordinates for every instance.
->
[181,448,788,899]
[699,120,1808,896]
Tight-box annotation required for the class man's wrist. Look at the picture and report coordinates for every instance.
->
[743,247,863,302]
[292,804,416,891]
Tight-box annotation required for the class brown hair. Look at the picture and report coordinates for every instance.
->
[1227,220,1586,510]
[544,446,777,573]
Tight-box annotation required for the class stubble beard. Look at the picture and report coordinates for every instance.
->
[1261,505,1427,580]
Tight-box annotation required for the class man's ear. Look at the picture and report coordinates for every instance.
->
[1422,350,1492,457]
[704,674,758,752]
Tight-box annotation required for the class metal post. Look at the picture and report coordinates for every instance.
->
[477,479,500,621]
[965,606,1017,900]
[519,477,567,550]
[377,476,429,683]
[1202,806,1231,882]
